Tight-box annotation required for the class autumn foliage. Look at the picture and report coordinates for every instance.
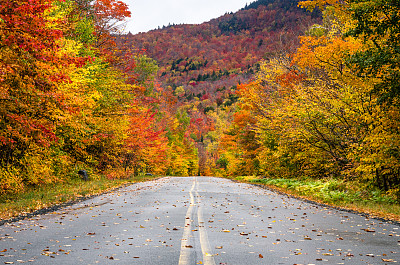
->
[0,0,198,194]
[2,0,400,201]
[217,0,400,199]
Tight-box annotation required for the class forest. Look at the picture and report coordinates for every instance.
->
[1,0,400,207]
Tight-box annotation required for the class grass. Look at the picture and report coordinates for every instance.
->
[0,174,158,221]
[234,176,400,222]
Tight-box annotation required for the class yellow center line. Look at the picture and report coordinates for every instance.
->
[178,177,216,265]
[178,177,196,265]
[196,186,216,265]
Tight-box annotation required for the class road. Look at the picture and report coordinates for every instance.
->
[0,177,399,264]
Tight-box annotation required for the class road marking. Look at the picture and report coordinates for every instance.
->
[178,177,216,265]
[178,177,196,265]
[196,188,216,265]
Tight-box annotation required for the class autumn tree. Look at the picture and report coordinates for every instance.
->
[345,0,400,103]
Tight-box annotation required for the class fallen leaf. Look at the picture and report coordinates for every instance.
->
[259,254,264,258]
[362,228,375,232]
[382,258,395,262]
[215,246,223,249]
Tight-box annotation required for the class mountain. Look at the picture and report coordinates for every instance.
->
[120,0,320,102]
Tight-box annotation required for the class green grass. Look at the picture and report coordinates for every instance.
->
[0,174,158,221]
[234,176,400,222]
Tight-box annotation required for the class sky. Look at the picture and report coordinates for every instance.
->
[121,0,251,34]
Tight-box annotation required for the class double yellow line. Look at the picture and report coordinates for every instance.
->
[178,177,216,265]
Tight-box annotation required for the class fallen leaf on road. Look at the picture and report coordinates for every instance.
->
[382,258,395,262]
[362,228,375,232]
[215,246,223,249]
[259,254,263,258]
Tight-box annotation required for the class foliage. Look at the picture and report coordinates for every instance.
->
[345,0,400,103]
[216,0,400,200]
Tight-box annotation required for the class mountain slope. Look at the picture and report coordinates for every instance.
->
[122,0,320,95]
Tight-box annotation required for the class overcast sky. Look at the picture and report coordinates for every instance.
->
[121,0,251,34]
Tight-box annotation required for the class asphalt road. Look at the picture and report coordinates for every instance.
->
[1,177,399,265]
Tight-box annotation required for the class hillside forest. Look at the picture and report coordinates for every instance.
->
[1,0,400,202]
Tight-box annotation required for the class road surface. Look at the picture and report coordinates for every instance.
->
[1,177,399,264]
